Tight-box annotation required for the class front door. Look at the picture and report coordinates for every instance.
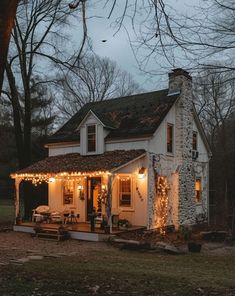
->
[87,177,101,221]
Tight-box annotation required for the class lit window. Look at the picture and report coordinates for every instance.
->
[63,180,74,205]
[87,125,96,152]
[195,178,202,203]
[119,177,131,207]
[167,124,174,153]
[192,131,197,150]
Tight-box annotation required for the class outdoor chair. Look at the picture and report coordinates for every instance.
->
[32,205,50,223]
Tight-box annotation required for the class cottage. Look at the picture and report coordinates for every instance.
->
[12,69,211,237]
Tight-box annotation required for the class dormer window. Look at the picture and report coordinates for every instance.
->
[87,125,96,152]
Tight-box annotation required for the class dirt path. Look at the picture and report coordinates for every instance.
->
[0,231,111,265]
[0,230,235,266]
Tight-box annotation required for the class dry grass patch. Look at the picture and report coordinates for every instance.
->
[0,242,235,295]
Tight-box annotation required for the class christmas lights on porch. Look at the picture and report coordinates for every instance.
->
[11,170,111,186]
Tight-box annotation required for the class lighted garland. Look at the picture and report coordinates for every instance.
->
[157,176,169,235]
[11,171,111,186]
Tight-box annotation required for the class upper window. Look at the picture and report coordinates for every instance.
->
[119,176,132,207]
[63,180,74,205]
[195,178,202,203]
[167,124,174,153]
[87,125,96,152]
[192,131,197,150]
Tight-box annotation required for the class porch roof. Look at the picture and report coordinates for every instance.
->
[13,150,146,177]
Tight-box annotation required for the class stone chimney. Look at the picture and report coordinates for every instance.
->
[169,68,196,226]
[168,68,192,95]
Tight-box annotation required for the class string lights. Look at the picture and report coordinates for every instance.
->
[156,176,169,235]
[11,171,111,186]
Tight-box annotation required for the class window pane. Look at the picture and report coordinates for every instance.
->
[87,125,96,152]
[195,179,202,203]
[63,180,74,205]
[120,179,131,192]
[167,124,173,153]
[119,178,131,206]
[88,125,96,134]
[192,132,197,150]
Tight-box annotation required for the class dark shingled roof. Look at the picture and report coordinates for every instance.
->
[48,89,179,143]
[15,150,146,174]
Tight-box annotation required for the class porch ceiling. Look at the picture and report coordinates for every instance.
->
[12,150,146,178]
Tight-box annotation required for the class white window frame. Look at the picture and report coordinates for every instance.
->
[62,180,75,206]
[118,175,133,209]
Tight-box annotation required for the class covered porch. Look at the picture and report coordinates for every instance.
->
[11,150,148,238]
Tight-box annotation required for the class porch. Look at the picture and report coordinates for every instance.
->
[14,221,146,242]
[11,151,148,239]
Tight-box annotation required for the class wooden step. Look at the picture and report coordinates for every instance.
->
[35,227,69,241]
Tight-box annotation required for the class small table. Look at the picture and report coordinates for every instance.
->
[64,212,79,224]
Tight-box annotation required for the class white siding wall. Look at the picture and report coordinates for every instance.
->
[112,156,148,226]
[49,145,80,156]
[192,120,209,163]
[48,177,86,221]
[106,139,149,151]
[149,104,176,155]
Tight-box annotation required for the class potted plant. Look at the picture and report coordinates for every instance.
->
[179,224,202,253]
[118,219,130,229]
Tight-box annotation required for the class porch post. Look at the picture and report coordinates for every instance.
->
[107,174,113,234]
[15,178,21,223]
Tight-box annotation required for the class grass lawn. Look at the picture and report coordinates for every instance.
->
[0,199,15,224]
[0,246,235,295]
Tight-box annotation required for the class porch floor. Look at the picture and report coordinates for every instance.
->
[14,221,146,241]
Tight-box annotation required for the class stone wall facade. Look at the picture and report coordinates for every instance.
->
[147,152,179,229]
[147,69,209,229]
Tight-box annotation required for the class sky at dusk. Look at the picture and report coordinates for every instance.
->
[81,0,200,91]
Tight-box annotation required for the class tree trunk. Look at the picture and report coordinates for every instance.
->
[5,62,24,168]
[0,0,18,95]
[23,87,32,167]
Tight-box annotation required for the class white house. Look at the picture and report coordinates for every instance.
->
[12,69,211,233]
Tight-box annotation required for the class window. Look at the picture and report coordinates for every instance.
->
[195,178,202,203]
[167,124,174,153]
[63,180,74,205]
[87,125,96,152]
[119,176,131,207]
[192,131,197,150]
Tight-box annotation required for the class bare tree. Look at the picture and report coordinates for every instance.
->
[194,70,235,146]
[80,0,234,78]
[56,54,142,119]
[1,0,85,168]
[0,0,18,94]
